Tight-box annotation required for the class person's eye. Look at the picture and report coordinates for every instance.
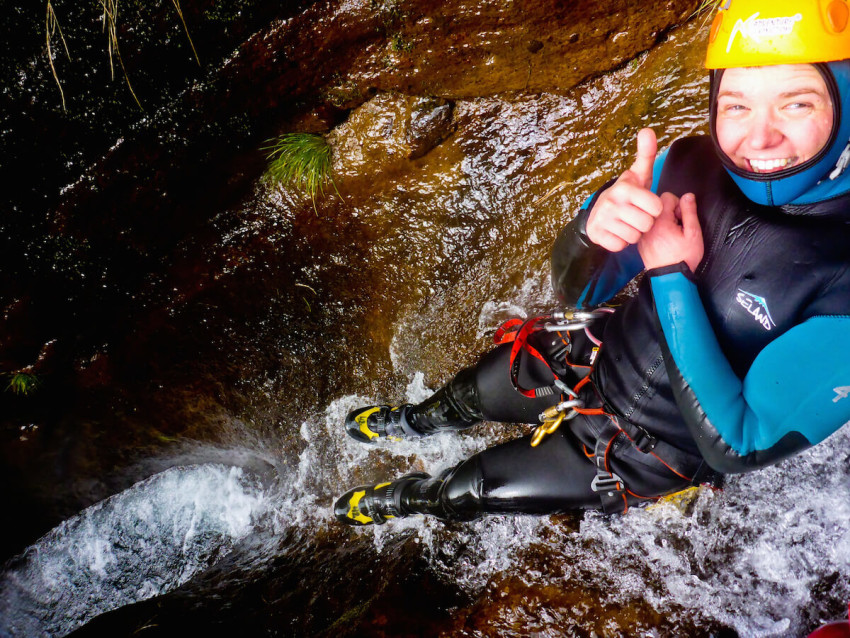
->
[721,103,747,114]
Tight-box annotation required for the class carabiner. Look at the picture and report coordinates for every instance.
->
[531,399,584,447]
[531,411,566,447]
[543,309,608,333]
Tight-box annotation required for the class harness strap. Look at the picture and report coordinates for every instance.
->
[495,316,562,399]
[495,311,719,512]
[590,413,721,514]
[592,417,629,514]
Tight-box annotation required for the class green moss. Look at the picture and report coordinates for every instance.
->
[390,33,413,53]
[262,133,339,213]
[322,74,364,108]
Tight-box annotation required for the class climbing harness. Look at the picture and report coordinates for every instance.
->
[495,307,719,513]
[589,413,720,513]
[493,308,613,447]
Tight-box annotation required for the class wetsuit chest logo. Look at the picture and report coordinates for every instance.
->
[735,289,776,331]
[833,386,850,403]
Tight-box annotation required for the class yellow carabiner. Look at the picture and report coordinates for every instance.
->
[530,410,566,447]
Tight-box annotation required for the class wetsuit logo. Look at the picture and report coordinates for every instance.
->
[735,289,775,331]
[726,12,803,53]
[833,387,850,403]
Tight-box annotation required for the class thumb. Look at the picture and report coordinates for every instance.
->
[658,192,679,225]
[629,128,658,190]
[679,193,701,238]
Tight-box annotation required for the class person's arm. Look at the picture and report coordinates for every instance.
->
[651,264,850,473]
[550,132,669,309]
[550,196,644,308]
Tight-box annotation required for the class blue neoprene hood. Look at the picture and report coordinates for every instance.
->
[709,61,850,206]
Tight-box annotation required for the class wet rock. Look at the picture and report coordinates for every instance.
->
[406,98,455,160]
[74,352,114,390]
[2,1,713,632]
[328,93,414,176]
[328,93,456,176]
[346,0,700,98]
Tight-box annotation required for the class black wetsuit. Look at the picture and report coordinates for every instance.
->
[400,136,850,519]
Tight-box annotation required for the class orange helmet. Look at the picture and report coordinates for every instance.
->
[705,0,850,205]
[706,0,850,69]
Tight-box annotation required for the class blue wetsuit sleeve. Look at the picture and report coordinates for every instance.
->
[550,150,668,309]
[650,263,850,474]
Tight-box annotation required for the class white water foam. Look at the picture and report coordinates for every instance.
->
[0,464,270,637]
[16,374,845,637]
[569,429,850,637]
[293,373,500,533]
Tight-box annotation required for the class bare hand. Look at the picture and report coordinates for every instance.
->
[637,192,703,272]
[585,128,663,252]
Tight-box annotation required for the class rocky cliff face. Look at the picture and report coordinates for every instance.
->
[53,0,700,242]
[4,0,701,409]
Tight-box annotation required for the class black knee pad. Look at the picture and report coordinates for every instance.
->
[438,456,485,521]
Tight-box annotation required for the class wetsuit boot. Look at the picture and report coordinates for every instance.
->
[334,461,484,525]
[334,472,430,525]
[344,368,482,444]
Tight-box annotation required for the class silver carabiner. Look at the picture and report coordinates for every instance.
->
[544,309,607,333]
[553,379,578,398]
[537,399,583,424]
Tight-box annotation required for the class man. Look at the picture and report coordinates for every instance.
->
[334,0,850,525]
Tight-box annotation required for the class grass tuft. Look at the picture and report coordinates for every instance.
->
[99,0,143,109]
[46,1,71,111]
[43,0,201,111]
[262,133,340,213]
[691,0,725,21]
[6,372,41,396]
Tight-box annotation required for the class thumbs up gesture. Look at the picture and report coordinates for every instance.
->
[585,128,664,252]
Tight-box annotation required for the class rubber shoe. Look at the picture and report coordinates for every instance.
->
[334,472,429,526]
[344,404,415,444]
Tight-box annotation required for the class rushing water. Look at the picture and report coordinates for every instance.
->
[7,386,847,636]
[3,13,850,638]
[0,464,272,637]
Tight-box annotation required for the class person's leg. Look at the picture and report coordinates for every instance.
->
[334,423,601,525]
[400,426,600,519]
[345,333,564,443]
[334,405,713,525]
[408,331,578,433]
[345,333,569,443]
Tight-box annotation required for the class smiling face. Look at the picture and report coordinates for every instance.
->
[715,64,835,175]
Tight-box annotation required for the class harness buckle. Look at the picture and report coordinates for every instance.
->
[590,473,625,495]
[632,428,658,453]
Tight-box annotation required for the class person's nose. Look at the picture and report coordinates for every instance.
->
[747,108,784,150]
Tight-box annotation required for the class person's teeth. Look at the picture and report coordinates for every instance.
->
[750,158,790,172]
